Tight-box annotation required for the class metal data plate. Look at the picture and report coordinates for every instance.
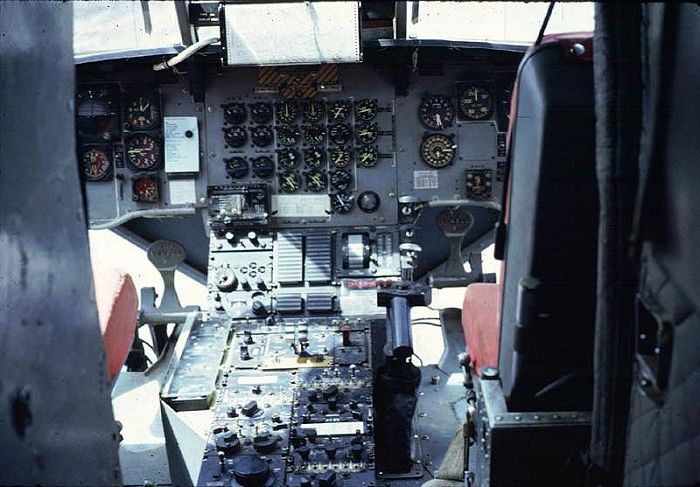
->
[222,1,361,66]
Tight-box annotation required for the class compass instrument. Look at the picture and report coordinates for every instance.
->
[420,133,456,168]
[459,86,493,120]
[330,147,352,168]
[224,125,247,148]
[418,95,455,130]
[125,94,160,130]
[252,156,274,178]
[328,124,352,145]
[356,146,379,168]
[302,124,325,145]
[354,98,378,121]
[328,100,351,122]
[223,102,247,125]
[277,148,299,170]
[250,102,273,124]
[250,125,274,147]
[126,133,161,170]
[225,157,249,179]
[303,100,325,123]
[276,124,300,146]
[330,169,352,190]
[357,190,381,213]
[132,175,159,203]
[278,171,301,193]
[275,101,298,124]
[330,192,354,214]
[303,148,325,168]
[355,123,378,145]
[305,170,327,192]
[81,146,112,181]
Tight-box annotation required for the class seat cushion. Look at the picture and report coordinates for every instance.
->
[93,264,138,381]
[462,282,501,374]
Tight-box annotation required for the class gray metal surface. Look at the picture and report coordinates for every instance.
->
[0,2,122,484]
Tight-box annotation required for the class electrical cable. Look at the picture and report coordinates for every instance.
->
[153,37,219,71]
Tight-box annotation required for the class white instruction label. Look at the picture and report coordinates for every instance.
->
[164,117,199,173]
[168,178,197,205]
[272,195,330,218]
[413,170,439,190]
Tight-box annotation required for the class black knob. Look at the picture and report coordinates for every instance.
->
[240,345,251,361]
[318,469,337,487]
[252,300,268,317]
[322,385,338,399]
[351,409,363,420]
[357,190,380,213]
[253,433,278,454]
[241,400,259,417]
[308,390,319,402]
[297,445,311,461]
[244,330,254,344]
[232,455,270,487]
[214,430,241,455]
[328,397,338,410]
[324,443,339,460]
[227,406,238,418]
[305,429,317,443]
[299,476,312,487]
[255,276,267,290]
[350,442,363,461]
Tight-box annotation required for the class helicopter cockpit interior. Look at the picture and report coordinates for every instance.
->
[2,2,699,487]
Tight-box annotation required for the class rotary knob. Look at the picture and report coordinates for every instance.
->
[232,455,271,487]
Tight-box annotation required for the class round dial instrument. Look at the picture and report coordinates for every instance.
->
[330,192,354,214]
[328,124,352,145]
[125,95,160,130]
[459,86,493,120]
[357,191,381,213]
[276,124,300,146]
[223,102,247,125]
[418,95,455,130]
[250,102,273,124]
[354,98,378,121]
[277,148,299,170]
[275,101,298,124]
[252,156,274,178]
[420,133,456,168]
[132,176,159,202]
[81,146,112,181]
[355,123,378,145]
[77,88,115,138]
[250,125,274,147]
[303,147,326,168]
[330,169,352,190]
[225,157,249,178]
[278,172,301,193]
[302,124,325,145]
[303,100,325,123]
[328,100,351,122]
[330,147,352,168]
[305,170,327,192]
[126,133,161,170]
[356,146,379,168]
[224,125,247,148]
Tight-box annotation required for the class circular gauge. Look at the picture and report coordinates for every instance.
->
[420,133,456,168]
[224,125,247,148]
[225,157,249,178]
[459,86,493,120]
[302,124,325,145]
[328,124,352,145]
[328,100,351,122]
[276,124,300,146]
[303,100,325,123]
[305,170,327,192]
[223,102,247,125]
[355,123,378,145]
[356,146,379,168]
[330,147,352,168]
[278,172,301,193]
[77,89,114,138]
[357,191,381,213]
[355,99,378,121]
[277,148,299,170]
[250,125,274,147]
[304,147,326,168]
[418,95,455,130]
[81,146,112,181]
[252,156,274,178]
[126,133,161,170]
[132,176,159,202]
[250,102,273,124]
[330,169,352,190]
[125,95,160,130]
[330,192,354,214]
[275,101,298,124]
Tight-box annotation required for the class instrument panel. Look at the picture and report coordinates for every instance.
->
[78,62,512,229]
